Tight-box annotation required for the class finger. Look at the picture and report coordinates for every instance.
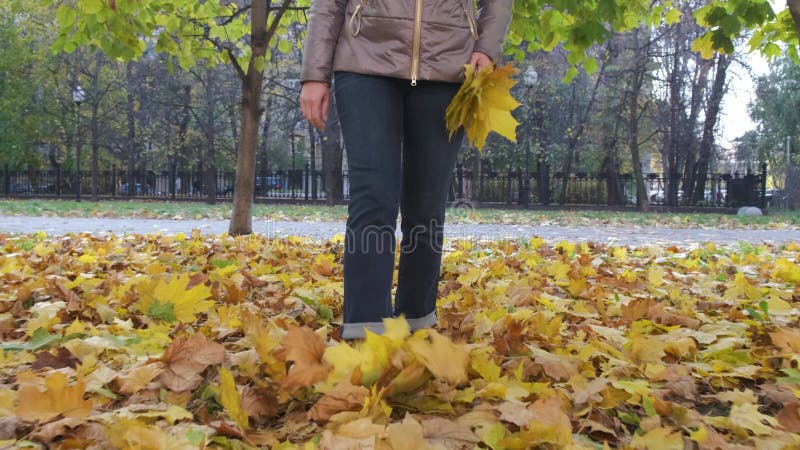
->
[301,100,309,123]
[312,100,324,132]
[320,92,330,130]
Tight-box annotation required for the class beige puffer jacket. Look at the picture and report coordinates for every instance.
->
[301,0,514,86]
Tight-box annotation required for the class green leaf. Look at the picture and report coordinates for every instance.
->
[186,430,205,446]
[79,0,103,14]
[253,55,265,72]
[278,39,292,54]
[147,299,177,322]
[778,368,800,385]
[583,57,598,74]
[56,5,77,28]
[763,42,781,59]
[562,66,579,83]
[691,34,716,59]
[0,327,61,352]
[91,386,118,400]
[665,8,681,25]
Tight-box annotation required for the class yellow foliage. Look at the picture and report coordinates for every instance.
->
[16,372,93,422]
[445,63,521,150]
[218,366,249,431]
[2,232,798,447]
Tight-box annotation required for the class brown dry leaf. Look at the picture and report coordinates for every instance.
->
[407,329,469,385]
[621,298,655,324]
[571,376,610,405]
[384,413,431,450]
[530,347,581,381]
[116,362,166,394]
[16,372,93,422]
[769,327,800,354]
[156,333,226,391]
[385,361,431,397]
[518,397,573,447]
[776,402,800,433]
[0,417,22,440]
[31,347,81,370]
[319,429,376,450]
[29,417,84,444]
[650,365,697,400]
[495,401,536,427]
[421,416,481,449]
[239,386,278,424]
[308,381,369,422]
[280,325,332,390]
[326,417,387,448]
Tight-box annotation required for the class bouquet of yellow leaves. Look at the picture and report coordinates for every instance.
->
[445,63,521,151]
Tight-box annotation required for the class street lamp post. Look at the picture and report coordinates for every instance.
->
[291,132,297,199]
[522,66,538,209]
[73,86,86,202]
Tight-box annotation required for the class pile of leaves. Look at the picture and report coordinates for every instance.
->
[0,231,799,449]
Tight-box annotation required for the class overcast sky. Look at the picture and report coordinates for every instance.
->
[718,52,771,147]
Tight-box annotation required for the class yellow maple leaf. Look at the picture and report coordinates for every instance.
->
[136,273,214,323]
[155,274,215,323]
[218,367,249,431]
[116,362,166,394]
[774,258,800,283]
[241,309,285,379]
[723,272,761,301]
[518,397,572,447]
[407,329,469,385]
[630,426,685,450]
[103,417,196,450]
[445,63,521,151]
[16,372,93,422]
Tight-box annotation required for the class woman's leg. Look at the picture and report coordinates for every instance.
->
[394,80,463,329]
[334,72,404,340]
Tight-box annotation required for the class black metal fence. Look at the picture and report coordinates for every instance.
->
[0,163,770,209]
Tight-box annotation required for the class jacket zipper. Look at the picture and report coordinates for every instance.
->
[462,0,478,40]
[410,0,423,86]
[349,3,364,37]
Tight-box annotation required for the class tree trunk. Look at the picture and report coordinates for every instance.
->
[228,100,239,156]
[558,52,607,204]
[691,54,730,203]
[788,0,800,37]
[230,0,293,234]
[628,27,648,211]
[125,62,137,197]
[91,100,99,200]
[91,53,101,201]
[259,96,272,173]
[205,68,217,205]
[682,58,712,200]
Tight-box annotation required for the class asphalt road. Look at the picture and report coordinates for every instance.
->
[0,215,797,247]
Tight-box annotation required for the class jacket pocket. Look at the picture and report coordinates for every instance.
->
[461,0,478,40]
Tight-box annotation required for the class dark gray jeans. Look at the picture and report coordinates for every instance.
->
[334,71,464,339]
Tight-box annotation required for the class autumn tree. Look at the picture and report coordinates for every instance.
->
[48,0,306,234]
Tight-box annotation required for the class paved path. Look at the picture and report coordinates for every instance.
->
[0,215,797,246]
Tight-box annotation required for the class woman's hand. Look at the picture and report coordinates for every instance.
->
[469,51,493,71]
[300,81,330,132]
